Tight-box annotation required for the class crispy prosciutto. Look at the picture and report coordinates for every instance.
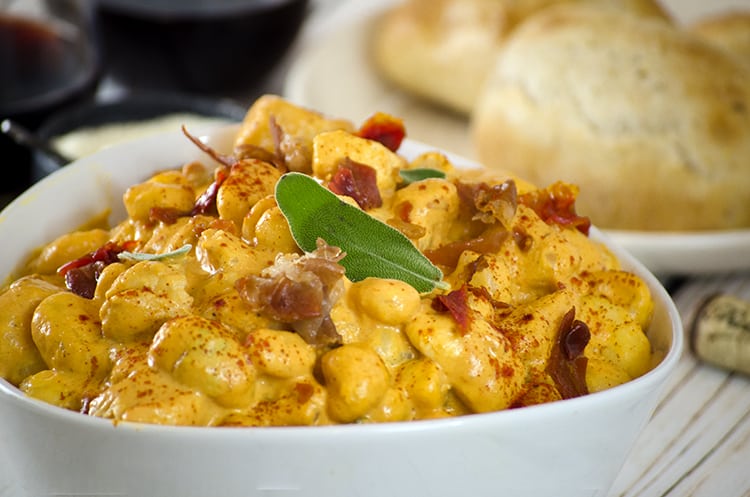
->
[455,179,518,227]
[519,181,591,235]
[546,307,591,399]
[356,112,406,152]
[432,285,472,335]
[423,180,516,269]
[424,225,508,269]
[236,239,346,346]
[328,158,383,210]
[235,115,310,173]
[432,284,510,335]
[191,165,229,216]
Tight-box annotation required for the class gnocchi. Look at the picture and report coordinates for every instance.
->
[0,96,655,426]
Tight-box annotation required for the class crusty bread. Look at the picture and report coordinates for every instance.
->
[690,11,750,66]
[471,3,750,231]
[370,0,671,115]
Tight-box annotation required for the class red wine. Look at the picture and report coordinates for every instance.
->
[0,14,99,194]
[0,15,98,120]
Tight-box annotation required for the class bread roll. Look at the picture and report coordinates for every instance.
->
[472,4,750,231]
[370,0,670,115]
[690,12,750,65]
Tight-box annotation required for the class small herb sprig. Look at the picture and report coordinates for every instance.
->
[118,244,192,262]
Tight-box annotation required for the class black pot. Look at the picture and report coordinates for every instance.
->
[92,0,310,95]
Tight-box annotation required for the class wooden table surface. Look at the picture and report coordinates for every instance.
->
[608,273,750,497]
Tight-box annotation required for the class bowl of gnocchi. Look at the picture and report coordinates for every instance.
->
[0,95,683,497]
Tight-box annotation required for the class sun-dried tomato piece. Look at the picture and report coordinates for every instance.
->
[519,182,591,235]
[328,157,383,210]
[57,240,137,299]
[64,261,105,299]
[57,240,136,276]
[356,112,406,152]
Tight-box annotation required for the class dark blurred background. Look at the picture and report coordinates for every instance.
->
[0,0,312,207]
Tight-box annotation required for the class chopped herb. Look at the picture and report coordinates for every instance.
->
[399,168,446,185]
[118,244,192,262]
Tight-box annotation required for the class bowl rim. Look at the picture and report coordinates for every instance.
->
[36,91,247,141]
[0,127,685,435]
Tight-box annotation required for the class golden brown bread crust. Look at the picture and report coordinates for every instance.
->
[471,4,750,231]
[690,11,750,66]
[370,0,671,115]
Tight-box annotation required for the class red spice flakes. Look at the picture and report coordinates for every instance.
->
[294,382,315,404]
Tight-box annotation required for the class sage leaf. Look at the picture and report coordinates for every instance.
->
[275,172,448,293]
[118,244,192,262]
[399,168,446,185]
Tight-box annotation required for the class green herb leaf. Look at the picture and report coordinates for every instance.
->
[118,244,192,262]
[275,172,448,293]
[399,168,446,185]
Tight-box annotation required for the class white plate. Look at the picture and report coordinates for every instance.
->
[284,0,750,276]
[607,229,750,276]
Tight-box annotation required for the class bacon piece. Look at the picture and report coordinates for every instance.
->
[356,112,406,152]
[432,284,509,335]
[236,240,346,346]
[424,224,508,269]
[519,182,591,235]
[432,285,472,335]
[328,157,382,210]
[546,307,590,400]
[191,165,229,216]
[455,179,518,227]
[473,180,518,227]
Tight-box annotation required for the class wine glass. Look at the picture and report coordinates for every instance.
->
[0,0,100,201]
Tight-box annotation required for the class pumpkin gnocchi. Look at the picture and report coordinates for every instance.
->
[0,95,654,426]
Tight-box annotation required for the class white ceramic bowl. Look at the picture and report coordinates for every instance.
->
[0,126,683,497]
